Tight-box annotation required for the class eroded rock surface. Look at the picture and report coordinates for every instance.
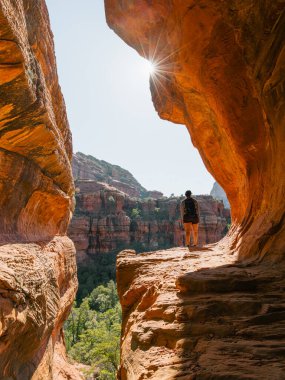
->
[117,247,285,379]
[104,1,285,378]
[105,0,285,261]
[69,176,229,263]
[0,0,74,243]
[0,237,80,380]
[73,152,163,199]
[0,1,79,378]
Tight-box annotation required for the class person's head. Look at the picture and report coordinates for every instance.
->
[185,190,192,198]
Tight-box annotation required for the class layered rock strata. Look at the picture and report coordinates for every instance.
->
[68,180,229,263]
[0,1,79,378]
[105,0,285,261]
[117,247,285,379]
[104,1,285,378]
[73,152,163,199]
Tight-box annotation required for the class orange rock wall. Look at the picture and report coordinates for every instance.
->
[104,2,285,379]
[0,1,79,379]
[105,0,285,261]
[116,248,285,379]
[0,0,73,242]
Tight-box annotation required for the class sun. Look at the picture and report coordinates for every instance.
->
[142,59,156,75]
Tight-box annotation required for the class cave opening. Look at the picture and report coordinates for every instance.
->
[43,1,232,378]
[46,0,229,261]
[44,0,233,310]
[0,0,284,379]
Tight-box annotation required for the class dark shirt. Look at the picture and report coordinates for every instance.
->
[180,197,199,221]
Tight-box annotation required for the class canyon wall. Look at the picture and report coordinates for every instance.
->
[73,152,163,199]
[0,1,80,379]
[105,0,285,261]
[104,1,285,379]
[69,154,229,263]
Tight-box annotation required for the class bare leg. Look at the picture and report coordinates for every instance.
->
[192,223,199,246]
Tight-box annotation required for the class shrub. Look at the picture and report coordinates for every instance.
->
[130,208,141,219]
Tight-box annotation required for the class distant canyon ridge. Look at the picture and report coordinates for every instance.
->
[69,152,230,263]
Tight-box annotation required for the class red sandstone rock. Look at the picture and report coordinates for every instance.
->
[105,0,285,261]
[104,1,285,378]
[69,180,228,263]
[0,237,81,379]
[0,1,79,378]
[116,246,285,379]
[0,0,74,242]
[73,152,163,199]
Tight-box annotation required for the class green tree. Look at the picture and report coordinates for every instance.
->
[130,208,141,219]
[89,280,118,312]
[65,298,96,350]
[64,283,121,380]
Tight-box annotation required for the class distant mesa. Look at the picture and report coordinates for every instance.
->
[69,152,230,264]
[72,152,163,199]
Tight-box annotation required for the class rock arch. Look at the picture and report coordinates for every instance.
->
[105,0,285,261]
[0,0,284,378]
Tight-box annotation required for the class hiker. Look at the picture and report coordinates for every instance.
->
[180,190,200,248]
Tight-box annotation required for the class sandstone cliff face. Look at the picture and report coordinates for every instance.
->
[73,152,163,199]
[117,248,285,379]
[0,1,79,379]
[105,0,285,261]
[68,179,228,263]
[104,2,285,379]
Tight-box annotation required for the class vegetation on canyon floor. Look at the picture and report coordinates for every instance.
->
[65,281,121,380]
[77,254,117,302]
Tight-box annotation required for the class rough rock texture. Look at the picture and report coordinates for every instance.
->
[105,0,285,261]
[0,0,74,243]
[117,247,285,379]
[73,152,163,199]
[210,182,230,209]
[104,2,285,379]
[68,179,229,263]
[0,237,81,380]
[0,1,79,379]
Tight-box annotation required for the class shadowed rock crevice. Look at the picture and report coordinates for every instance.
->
[116,248,285,379]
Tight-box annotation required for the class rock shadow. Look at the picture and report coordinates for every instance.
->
[173,259,285,379]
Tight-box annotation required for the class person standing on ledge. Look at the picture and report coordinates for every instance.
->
[180,190,200,249]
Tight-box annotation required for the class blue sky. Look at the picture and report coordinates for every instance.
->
[45,0,214,196]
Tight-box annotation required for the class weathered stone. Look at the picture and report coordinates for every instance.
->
[105,0,285,261]
[116,247,285,379]
[0,1,79,378]
[73,152,163,199]
[104,1,285,379]
[68,177,229,263]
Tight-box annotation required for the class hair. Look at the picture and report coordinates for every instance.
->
[185,190,192,197]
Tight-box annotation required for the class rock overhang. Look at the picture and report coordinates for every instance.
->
[104,0,285,261]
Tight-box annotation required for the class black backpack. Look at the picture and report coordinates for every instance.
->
[184,198,196,216]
